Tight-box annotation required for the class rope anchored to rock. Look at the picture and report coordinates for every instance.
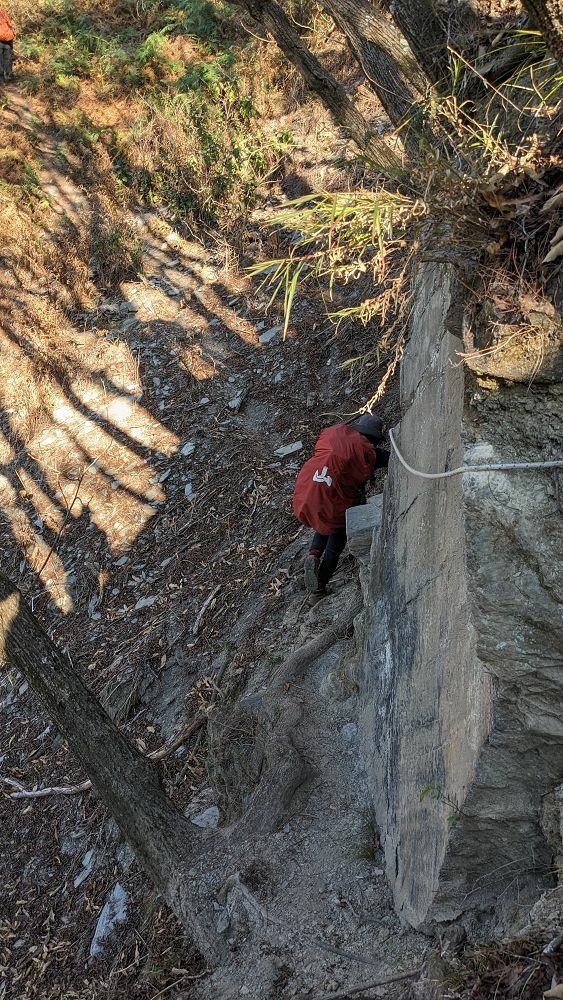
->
[388,429,563,481]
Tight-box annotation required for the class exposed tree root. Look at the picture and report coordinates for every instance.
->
[231,590,362,838]
[0,570,362,967]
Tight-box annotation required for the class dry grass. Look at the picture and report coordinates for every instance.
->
[437,935,562,1000]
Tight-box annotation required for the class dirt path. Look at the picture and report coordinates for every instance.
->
[190,581,427,1000]
[0,87,422,998]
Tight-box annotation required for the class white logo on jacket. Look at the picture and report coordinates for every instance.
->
[313,466,332,487]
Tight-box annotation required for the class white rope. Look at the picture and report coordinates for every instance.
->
[388,429,563,481]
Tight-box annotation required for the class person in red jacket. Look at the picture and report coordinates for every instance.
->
[293,414,389,596]
[0,9,15,81]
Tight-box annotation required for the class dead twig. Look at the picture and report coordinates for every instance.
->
[193,584,221,635]
[1,775,91,798]
[313,968,422,1000]
[148,713,207,761]
[543,931,563,955]
[1,714,206,798]
[314,940,387,969]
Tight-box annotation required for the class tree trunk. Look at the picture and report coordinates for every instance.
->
[321,0,428,128]
[521,0,563,64]
[233,0,405,173]
[0,572,225,967]
[379,0,449,88]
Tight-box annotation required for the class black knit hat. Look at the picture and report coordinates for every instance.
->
[351,413,383,442]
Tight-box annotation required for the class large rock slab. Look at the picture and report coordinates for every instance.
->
[346,494,383,560]
[359,262,563,935]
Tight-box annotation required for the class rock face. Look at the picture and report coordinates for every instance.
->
[359,262,563,935]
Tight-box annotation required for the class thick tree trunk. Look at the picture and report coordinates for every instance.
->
[380,0,449,88]
[234,0,405,172]
[321,0,428,128]
[0,572,225,967]
[522,0,563,64]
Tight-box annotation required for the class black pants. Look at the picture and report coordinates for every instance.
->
[309,529,347,588]
[0,43,13,81]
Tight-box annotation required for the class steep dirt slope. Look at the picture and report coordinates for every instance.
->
[0,85,421,999]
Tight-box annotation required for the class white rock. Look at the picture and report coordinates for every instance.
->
[190,805,220,829]
[74,848,96,888]
[181,442,195,456]
[274,441,303,458]
[89,883,128,958]
[134,595,157,610]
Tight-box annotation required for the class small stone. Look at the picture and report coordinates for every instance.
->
[274,372,284,383]
[74,849,96,888]
[134,596,157,610]
[181,442,195,457]
[259,325,282,345]
[228,394,244,412]
[119,301,137,315]
[342,722,358,741]
[274,441,303,458]
[89,883,128,958]
[190,806,220,829]
[199,397,210,405]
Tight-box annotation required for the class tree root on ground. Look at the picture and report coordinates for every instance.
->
[1,568,363,966]
[229,590,363,839]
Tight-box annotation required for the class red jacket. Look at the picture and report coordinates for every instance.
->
[0,11,14,42]
[293,423,377,534]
